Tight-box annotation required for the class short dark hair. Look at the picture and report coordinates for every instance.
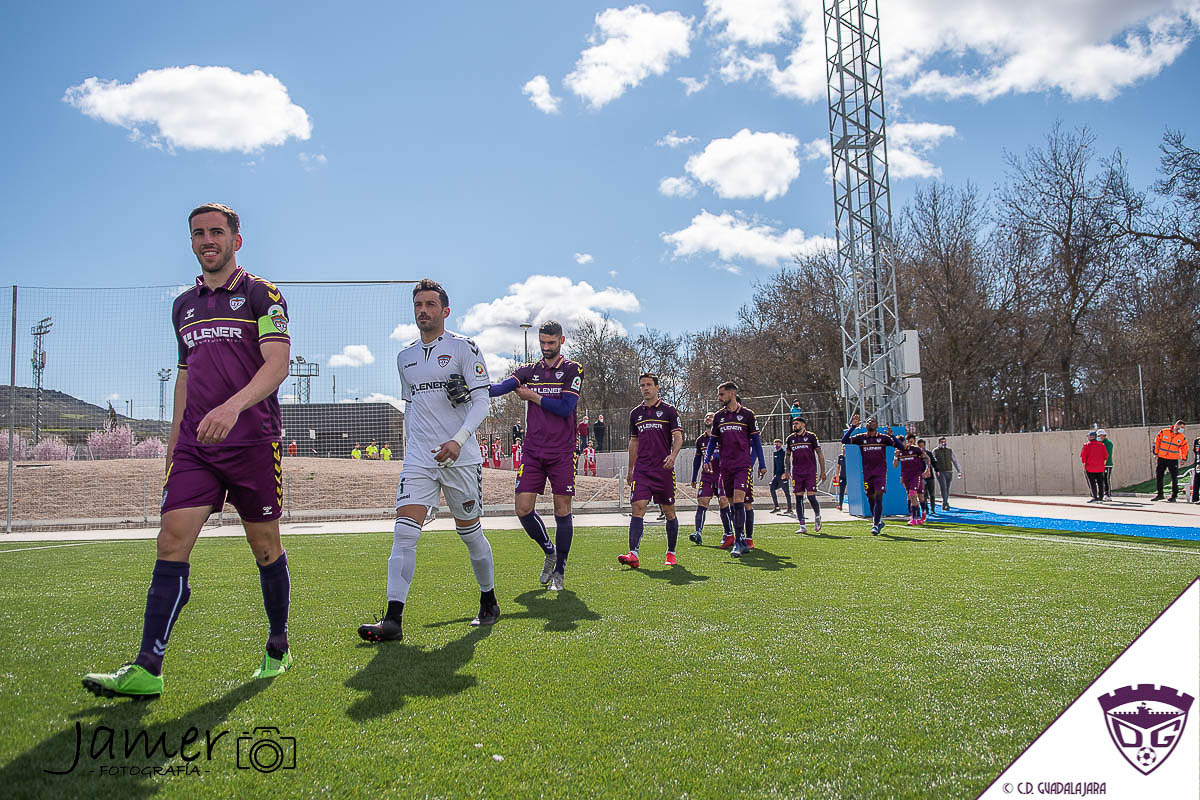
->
[539,320,563,337]
[718,381,738,392]
[794,416,806,424]
[412,278,449,307]
[189,203,240,234]
[639,372,659,385]
[906,432,917,440]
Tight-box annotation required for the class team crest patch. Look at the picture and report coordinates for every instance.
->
[438,354,452,367]
[463,500,476,512]
[1098,684,1194,775]
[736,414,743,421]
[230,296,246,311]
[656,409,663,417]
[555,371,564,379]
[267,304,288,333]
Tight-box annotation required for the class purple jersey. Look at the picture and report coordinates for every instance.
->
[710,404,759,470]
[786,431,821,475]
[172,267,289,447]
[512,356,583,456]
[695,433,720,462]
[844,429,899,476]
[897,445,927,482]
[629,400,681,479]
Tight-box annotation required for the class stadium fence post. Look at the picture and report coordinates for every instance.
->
[142,478,148,524]
[6,285,15,535]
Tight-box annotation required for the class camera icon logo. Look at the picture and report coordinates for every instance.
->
[236,727,297,773]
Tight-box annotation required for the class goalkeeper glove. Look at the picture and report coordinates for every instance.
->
[445,373,471,407]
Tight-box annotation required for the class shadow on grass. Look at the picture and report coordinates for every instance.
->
[2,680,271,800]
[509,589,602,632]
[799,531,853,540]
[345,627,492,721]
[730,546,797,570]
[629,563,710,586]
[879,530,944,543]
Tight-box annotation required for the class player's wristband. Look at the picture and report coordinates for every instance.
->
[452,428,471,448]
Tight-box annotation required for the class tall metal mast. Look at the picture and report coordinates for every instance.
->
[824,0,904,426]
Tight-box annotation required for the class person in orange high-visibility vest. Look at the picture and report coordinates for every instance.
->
[1152,420,1188,502]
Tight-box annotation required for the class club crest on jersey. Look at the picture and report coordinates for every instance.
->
[556,371,564,379]
[437,354,452,367]
[230,296,246,311]
[656,410,663,417]
[267,304,288,333]
[1099,684,1194,775]
[736,414,743,421]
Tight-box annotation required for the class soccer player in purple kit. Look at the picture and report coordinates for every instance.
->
[83,204,293,700]
[689,412,733,546]
[841,411,901,535]
[490,321,583,591]
[702,382,767,557]
[618,374,684,568]
[785,416,827,534]
[893,433,931,525]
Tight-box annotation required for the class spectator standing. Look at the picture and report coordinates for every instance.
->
[1097,429,1114,500]
[789,401,803,422]
[582,439,597,476]
[380,442,392,462]
[769,438,792,514]
[932,437,963,510]
[1152,420,1188,502]
[593,415,606,451]
[366,440,379,460]
[577,415,589,453]
[351,443,362,460]
[287,440,298,457]
[512,437,523,471]
[511,422,523,449]
[1081,431,1108,502]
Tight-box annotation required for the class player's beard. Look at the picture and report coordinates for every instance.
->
[540,344,561,361]
[196,244,234,274]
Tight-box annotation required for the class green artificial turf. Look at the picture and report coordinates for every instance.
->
[1,521,1197,799]
[1116,467,1195,495]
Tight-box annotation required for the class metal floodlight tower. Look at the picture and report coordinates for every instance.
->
[289,356,319,404]
[157,368,172,425]
[30,316,53,444]
[823,0,904,426]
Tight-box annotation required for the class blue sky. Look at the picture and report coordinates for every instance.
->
[2,1,1199,411]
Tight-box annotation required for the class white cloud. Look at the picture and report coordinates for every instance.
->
[522,74,561,113]
[106,393,120,403]
[341,393,404,411]
[389,323,420,343]
[298,152,327,171]
[678,76,708,94]
[658,176,697,198]
[708,0,1200,104]
[685,129,800,201]
[328,345,376,368]
[662,210,834,267]
[608,270,619,278]
[574,252,594,264]
[63,66,312,153]
[887,122,956,179]
[656,130,696,148]
[563,5,694,109]
[458,275,641,374]
[704,0,806,47]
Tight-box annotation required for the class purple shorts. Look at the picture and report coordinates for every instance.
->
[901,471,924,493]
[721,463,753,499]
[697,466,722,499]
[632,467,675,506]
[792,472,817,493]
[162,441,282,522]
[863,473,887,495]
[515,450,576,496]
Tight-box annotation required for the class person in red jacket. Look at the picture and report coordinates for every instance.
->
[1080,430,1109,502]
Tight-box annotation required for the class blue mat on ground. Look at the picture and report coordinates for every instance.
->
[927,506,1200,542]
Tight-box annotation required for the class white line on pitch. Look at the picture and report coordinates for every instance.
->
[0,542,101,554]
[932,526,1200,556]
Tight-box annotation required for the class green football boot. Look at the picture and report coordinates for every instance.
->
[252,650,294,679]
[82,663,162,700]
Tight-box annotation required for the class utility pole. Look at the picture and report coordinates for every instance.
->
[157,368,172,428]
[824,0,904,426]
[289,356,319,404]
[521,322,532,363]
[30,316,52,444]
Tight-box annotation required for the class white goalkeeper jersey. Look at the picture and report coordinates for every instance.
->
[396,330,491,469]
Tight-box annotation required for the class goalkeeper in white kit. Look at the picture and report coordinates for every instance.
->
[358,279,499,642]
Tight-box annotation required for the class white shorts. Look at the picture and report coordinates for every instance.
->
[395,463,484,520]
